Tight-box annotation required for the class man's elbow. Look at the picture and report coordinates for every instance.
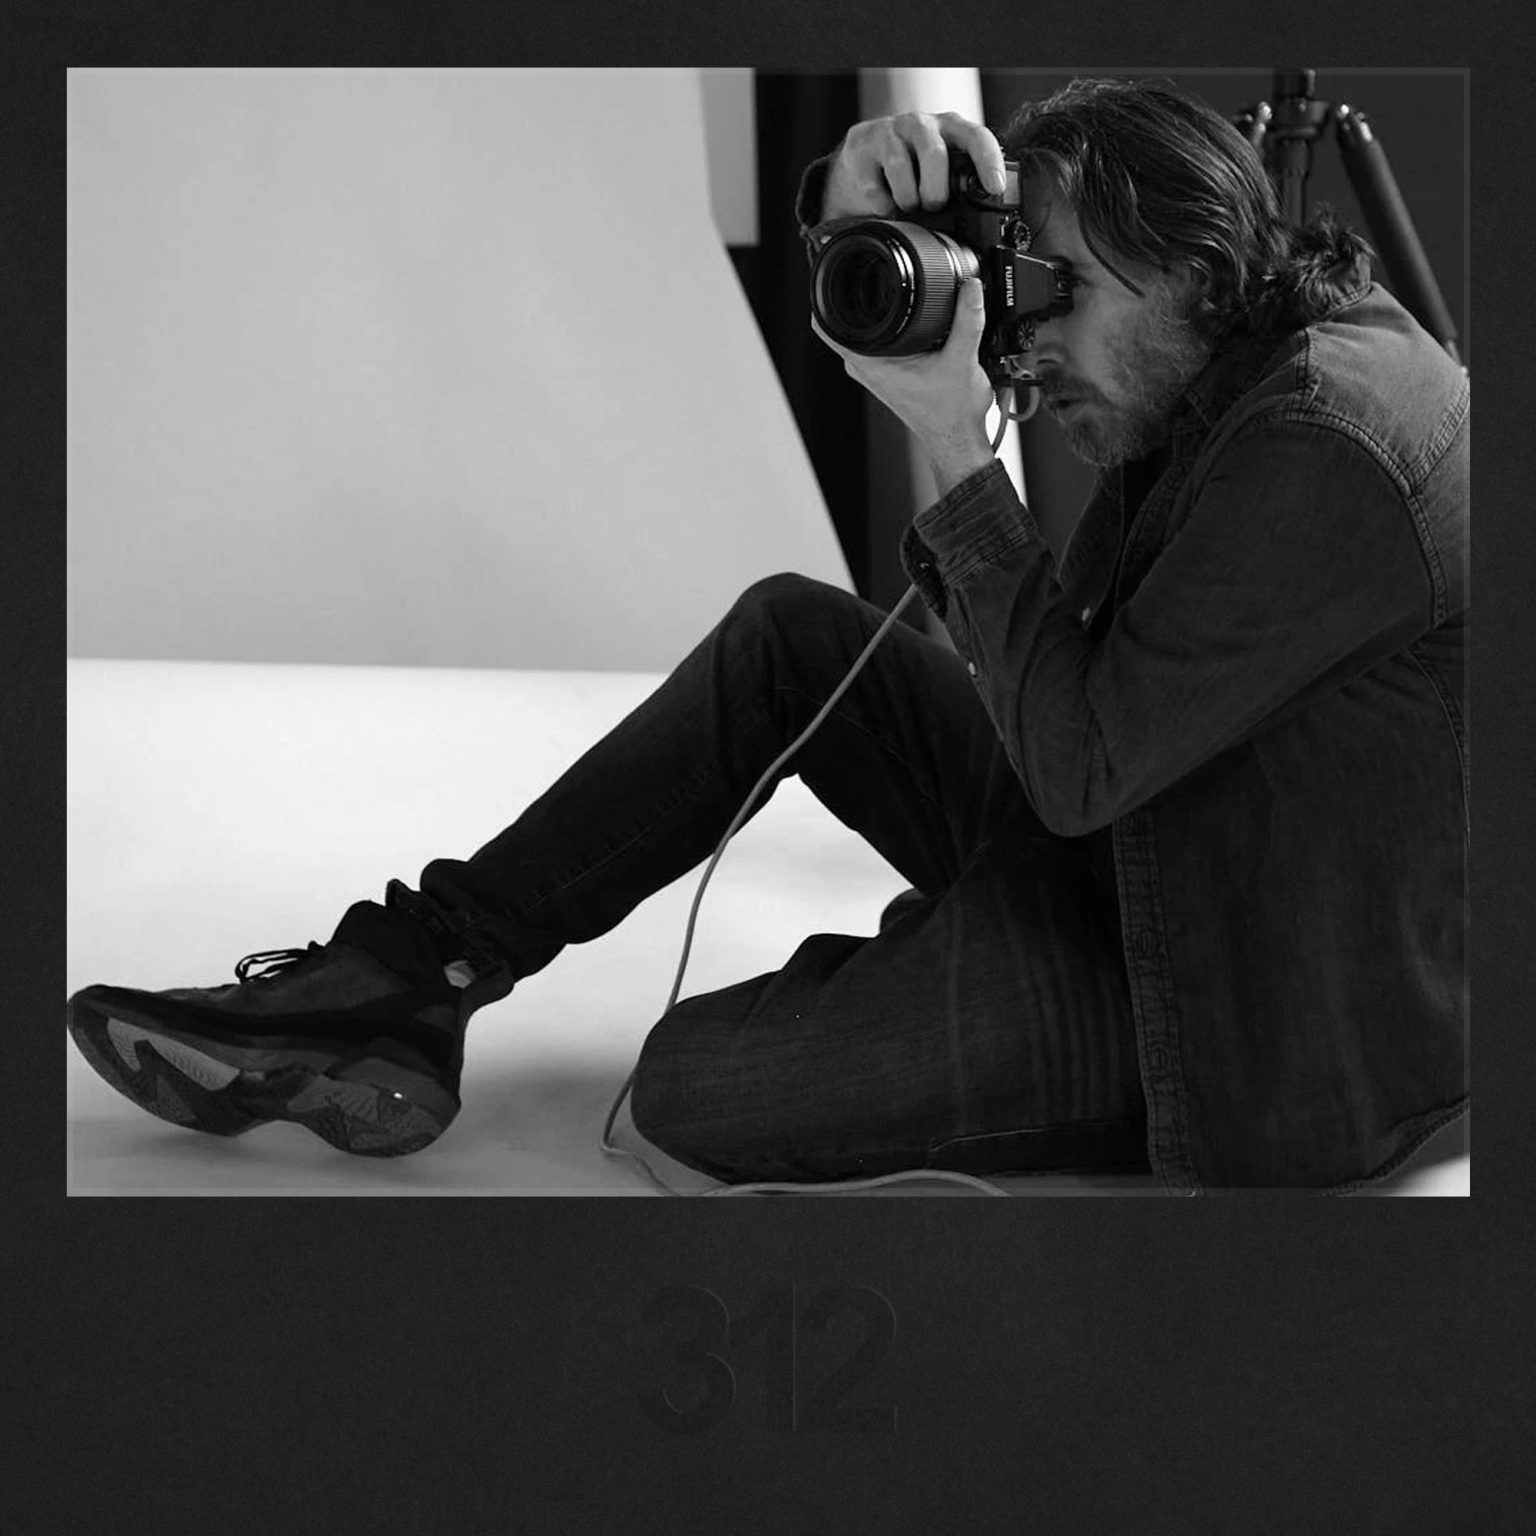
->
[1006,734,1123,838]
[1043,804,1103,840]
[1027,773,1120,840]
[1025,782,1099,840]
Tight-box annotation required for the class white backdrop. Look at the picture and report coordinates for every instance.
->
[67,68,851,672]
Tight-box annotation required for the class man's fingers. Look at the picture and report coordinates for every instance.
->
[892,112,952,209]
[935,112,1008,195]
[829,111,1005,223]
[810,313,855,365]
[877,142,920,211]
[945,279,987,355]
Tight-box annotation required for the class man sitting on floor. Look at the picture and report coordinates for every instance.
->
[68,78,1468,1192]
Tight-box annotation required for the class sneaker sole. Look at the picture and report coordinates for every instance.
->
[67,995,459,1158]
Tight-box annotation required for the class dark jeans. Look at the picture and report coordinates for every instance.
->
[415,573,1148,1184]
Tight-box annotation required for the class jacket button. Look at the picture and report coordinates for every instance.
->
[966,661,978,677]
[1080,606,1092,624]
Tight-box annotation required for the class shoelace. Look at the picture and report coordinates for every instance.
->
[234,944,323,983]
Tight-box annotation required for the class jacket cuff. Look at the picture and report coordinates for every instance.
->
[899,461,1044,619]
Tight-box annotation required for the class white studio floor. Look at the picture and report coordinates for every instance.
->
[67,657,1469,1198]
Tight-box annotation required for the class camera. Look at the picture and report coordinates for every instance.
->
[807,153,1077,388]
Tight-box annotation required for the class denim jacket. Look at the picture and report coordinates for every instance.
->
[798,159,1469,1190]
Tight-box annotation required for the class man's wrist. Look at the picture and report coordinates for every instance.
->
[923,433,997,498]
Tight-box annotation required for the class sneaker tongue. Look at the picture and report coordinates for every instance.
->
[330,900,448,985]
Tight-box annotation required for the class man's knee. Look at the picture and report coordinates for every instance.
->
[731,571,845,634]
[628,1017,713,1170]
[627,1024,675,1145]
[629,1013,768,1181]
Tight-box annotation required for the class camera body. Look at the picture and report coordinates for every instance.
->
[807,153,1077,387]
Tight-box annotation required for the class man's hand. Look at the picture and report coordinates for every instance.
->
[821,111,1007,222]
[813,276,997,497]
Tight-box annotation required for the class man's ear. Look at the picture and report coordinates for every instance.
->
[1166,262,1215,324]
[1185,265,1227,346]
[1175,262,1212,301]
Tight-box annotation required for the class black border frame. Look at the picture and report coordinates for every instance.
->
[18,7,1532,1531]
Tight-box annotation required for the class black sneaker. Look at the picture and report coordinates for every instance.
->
[66,884,513,1158]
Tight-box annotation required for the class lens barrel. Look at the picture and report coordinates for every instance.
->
[811,221,979,356]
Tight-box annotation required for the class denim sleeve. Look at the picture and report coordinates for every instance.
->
[902,417,1437,837]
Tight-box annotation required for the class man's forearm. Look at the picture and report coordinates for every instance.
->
[923,431,999,499]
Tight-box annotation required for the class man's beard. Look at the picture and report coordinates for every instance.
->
[1042,292,1211,469]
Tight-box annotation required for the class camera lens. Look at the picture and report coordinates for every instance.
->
[818,236,914,338]
[811,221,978,356]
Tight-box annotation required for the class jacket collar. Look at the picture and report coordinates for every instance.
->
[1172,269,1377,451]
[1055,274,1376,601]
[1055,338,1275,602]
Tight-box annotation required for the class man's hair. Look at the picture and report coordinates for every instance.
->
[999,77,1373,345]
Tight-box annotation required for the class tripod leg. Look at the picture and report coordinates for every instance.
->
[1335,103,1463,366]
[1273,137,1311,225]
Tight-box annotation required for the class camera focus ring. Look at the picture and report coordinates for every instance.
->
[811,221,976,357]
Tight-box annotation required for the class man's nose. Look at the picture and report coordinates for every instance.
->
[1028,307,1065,347]
[1025,327,1065,369]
